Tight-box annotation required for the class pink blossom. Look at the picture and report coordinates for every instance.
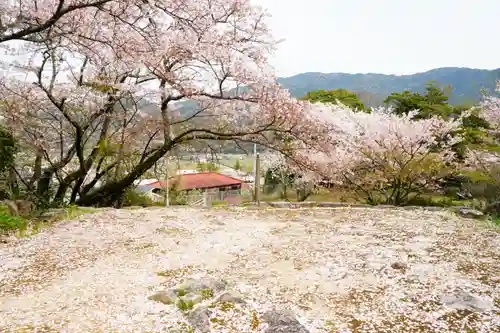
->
[284,103,464,204]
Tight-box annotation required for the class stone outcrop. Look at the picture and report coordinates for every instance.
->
[149,278,310,332]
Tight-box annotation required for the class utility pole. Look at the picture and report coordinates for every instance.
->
[253,143,257,178]
[165,156,170,207]
[254,153,261,206]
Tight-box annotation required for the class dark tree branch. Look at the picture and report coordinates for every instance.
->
[0,0,114,43]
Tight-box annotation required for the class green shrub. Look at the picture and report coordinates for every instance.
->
[492,214,500,226]
[121,188,154,207]
[405,195,456,207]
[461,168,500,206]
[0,206,28,232]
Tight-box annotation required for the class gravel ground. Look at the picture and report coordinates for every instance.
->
[0,207,499,332]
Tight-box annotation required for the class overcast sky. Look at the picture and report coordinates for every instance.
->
[252,0,500,77]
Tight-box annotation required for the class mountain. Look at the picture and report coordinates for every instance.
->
[137,67,499,115]
[277,67,500,106]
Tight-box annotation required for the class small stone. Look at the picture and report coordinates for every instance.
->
[187,306,212,333]
[391,262,408,271]
[263,310,310,333]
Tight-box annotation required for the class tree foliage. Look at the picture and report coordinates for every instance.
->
[384,83,454,120]
[302,89,367,112]
[464,83,500,211]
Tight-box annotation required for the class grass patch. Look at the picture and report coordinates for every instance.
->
[219,302,235,312]
[176,298,195,311]
[64,205,97,219]
[0,205,28,233]
[171,321,195,333]
[200,288,214,300]
[0,203,97,236]
[492,214,500,226]
[156,265,194,278]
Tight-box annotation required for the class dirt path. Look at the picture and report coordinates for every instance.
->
[0,207,499,332]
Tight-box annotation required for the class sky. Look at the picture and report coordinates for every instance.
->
[251,0,500,77]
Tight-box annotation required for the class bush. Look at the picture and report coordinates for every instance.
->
[461,167,500,207]
[405,195,456,207]
[121,188,154,207]
[0,205,27,233]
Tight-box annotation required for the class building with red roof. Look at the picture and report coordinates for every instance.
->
[149,172,243,192]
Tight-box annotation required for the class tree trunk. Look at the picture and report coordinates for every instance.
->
[76,146,169,206]
[296,188,312,202]
[52,182,69,206]
[7,167,19,199]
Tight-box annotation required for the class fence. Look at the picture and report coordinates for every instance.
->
[185,188,251,207]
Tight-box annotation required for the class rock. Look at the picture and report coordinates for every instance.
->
[424,206,447,212]
[187,306,212,333]
[263,310,310,333]
[5,200,34,217]
[391,262,408,271]
[178,278,228,294]
[293,201,316,208]
[148,290,177,305]
[441,291,494,312]
[181,293,203,304]
[317,202,347,208]
[267,202,294,208]
[458,208,484,219]
[216,291,246,304]
[150,278,226,307]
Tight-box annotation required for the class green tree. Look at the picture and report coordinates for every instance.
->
[384,82,453,120]
[384,83,493,161]
[302,89,367,112]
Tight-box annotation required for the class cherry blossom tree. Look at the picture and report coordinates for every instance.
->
[0,0,327,207]
[464,81,500,210]
[287,103,464,205]
[0,0,115,43]
[262,152,321,201]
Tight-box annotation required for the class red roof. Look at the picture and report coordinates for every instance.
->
[150,172,243,191]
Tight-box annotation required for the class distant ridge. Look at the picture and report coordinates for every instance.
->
[277,67,500,106]
[136,67,500,115]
